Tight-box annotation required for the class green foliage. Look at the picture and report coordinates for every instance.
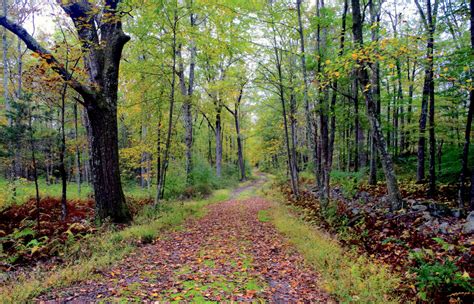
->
[257,210,270,222]
[411,259,473,301]
[330,170,366,199]
[269,202,400,302]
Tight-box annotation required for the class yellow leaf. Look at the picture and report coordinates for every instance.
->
[325,59,331,65]
[351,53,358,60]
[462,271,470,279]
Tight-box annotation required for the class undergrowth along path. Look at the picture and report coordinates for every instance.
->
[39,180,331,303]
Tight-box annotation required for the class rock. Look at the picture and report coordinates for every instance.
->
[422,211,432,221]
[358,191,370,202]
[451,208,462,218]
[412,204,428,212]
[439,222,449,234]
[462,211,474,234]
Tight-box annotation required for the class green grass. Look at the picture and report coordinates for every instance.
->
[0,188,231,303]
[0,178,161,211]
[257,210,270,222]
[261,177,400,303]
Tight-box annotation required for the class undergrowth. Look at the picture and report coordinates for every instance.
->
[260,178,401,303]
[0,189,230,303]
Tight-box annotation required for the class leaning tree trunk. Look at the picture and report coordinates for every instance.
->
[352,0,403,210]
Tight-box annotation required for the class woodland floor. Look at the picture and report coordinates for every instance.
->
[37,179,332,303]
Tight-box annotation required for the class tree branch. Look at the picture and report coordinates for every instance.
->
[0,15,96,102]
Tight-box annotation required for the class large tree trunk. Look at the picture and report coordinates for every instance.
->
[87,104,129,221]
[0,0,132,223]
[352,0,403,210]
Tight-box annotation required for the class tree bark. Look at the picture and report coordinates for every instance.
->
[59,83,68,220]
[0,0,132,223]
[329,0,348,170]
[73,101,81,195]
[215,109,222,178]
[352,0,403,210]
[296,0,315,173]
[156,8,178,203]
[224,84,246,181]
[368,0,381,185]
[415,0,438,189]
[459,0,474,210]
[177,4,196,185]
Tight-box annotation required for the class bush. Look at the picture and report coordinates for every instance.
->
[330,169,366,199]
[411,259,473,301]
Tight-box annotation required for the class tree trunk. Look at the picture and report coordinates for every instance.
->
[59,83,68,220]
[156,10,178,203]
[73,101,81,195]
[329,0,348,170]
[0,1,132,223]
[215,109,222,178]
[296,0,315,172]
[369,0,381,185]
[415,0,438,186]
[177,4,196,185]
[2,0,8,122]
[28,105,40,230]
[459,0,474,210]
[352,0,403,210]
[87,104,129,221]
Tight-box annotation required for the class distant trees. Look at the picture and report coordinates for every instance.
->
[0,0,472,219]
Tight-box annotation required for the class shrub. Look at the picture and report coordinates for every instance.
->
[411,259,473,301]
[330,169,366,199]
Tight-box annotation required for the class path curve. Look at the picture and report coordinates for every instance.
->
[39,183,331,303]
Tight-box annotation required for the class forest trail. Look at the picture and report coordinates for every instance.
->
[39,179,331,303]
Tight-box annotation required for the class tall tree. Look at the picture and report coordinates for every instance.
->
[351,0,403,210]
[0,0,132,223]
[459,0,474,210]
[415,0,439,197]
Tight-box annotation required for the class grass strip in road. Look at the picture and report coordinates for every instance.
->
[0,189,230,303]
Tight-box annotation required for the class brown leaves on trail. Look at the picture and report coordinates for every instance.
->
[38,197,331,303]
